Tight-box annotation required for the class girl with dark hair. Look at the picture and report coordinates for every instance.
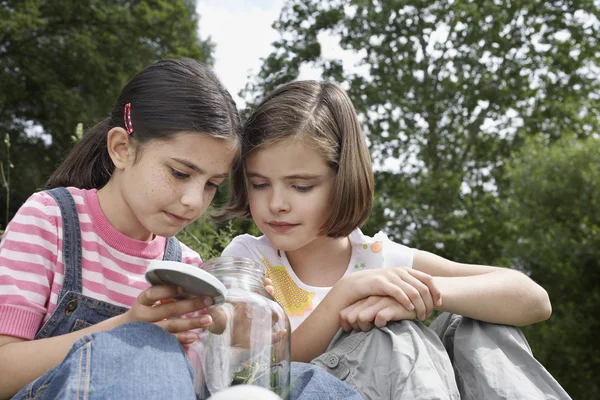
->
[0,58,242,399]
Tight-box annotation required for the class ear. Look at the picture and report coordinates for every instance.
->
[107,127,134,169]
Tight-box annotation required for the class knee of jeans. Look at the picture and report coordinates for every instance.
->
[101,322,182,351]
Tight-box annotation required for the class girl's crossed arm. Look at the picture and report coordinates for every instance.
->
[292,252,551,362]
[338,251,552,334]
[413,250,552,326]
[290,267,438,362]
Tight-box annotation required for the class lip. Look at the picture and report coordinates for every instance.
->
[267,221,298,233]
[164,211,191,224]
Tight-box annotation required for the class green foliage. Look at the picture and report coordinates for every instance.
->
[243,1,600,397]
[0,0,213,226]
[0,134,12,227]
[178,218,238,261]
[242,0,600,263]
[505,136,600,398]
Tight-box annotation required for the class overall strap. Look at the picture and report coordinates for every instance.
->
[46,188,83,296]
[163,236,182,262]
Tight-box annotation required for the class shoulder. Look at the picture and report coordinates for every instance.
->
[350,228,416,269]
[0,190,61,266]
[178,240,203,268]
[7,190,61,234]
[222,234,276,261]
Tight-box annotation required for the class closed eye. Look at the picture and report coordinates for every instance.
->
[294,185,313,193]
[250,183,269,190]
[207,181,220,190]
[171,168,190,179]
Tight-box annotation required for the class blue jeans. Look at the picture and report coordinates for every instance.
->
[13,322,362,400]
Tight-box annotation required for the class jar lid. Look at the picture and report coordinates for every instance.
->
[145,261,227,304]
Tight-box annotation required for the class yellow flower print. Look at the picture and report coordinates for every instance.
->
[262,258,313,317]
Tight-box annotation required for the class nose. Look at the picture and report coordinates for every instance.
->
[268,187,290,213]
[180,184,206,212]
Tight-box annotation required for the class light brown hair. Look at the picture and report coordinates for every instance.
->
[220,81,374,238]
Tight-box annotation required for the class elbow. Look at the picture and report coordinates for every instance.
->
[538,288,552,321]
[529,285,552,324]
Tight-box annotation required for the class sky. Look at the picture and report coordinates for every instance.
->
[195,0,285,107]
[194,0,366,107]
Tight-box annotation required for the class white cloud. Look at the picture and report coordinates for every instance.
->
[196,0,285,108]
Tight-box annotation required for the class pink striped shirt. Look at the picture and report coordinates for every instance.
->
[0,187,202,339]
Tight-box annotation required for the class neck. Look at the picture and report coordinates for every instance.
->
[286,235,352,287]
[97,179,153,241]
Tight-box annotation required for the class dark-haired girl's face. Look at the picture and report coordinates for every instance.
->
[117,132,236,239]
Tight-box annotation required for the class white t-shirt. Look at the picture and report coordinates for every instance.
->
[222,228,416,331]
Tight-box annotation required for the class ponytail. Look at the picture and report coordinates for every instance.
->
[45,118,114,189]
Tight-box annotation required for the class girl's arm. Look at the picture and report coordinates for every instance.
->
[0,285,214,399]
[290,268,436,362]
[414,250,552,326]
[290,281,355,363]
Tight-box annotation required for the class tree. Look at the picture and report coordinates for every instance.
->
[0,0,213,225]
[242,0,600,263]
[505,136,600,399]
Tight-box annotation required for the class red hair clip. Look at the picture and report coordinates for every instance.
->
[124,103,134,135]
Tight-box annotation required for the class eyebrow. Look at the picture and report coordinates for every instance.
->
[170,157,229,178]
[246,172,322,180]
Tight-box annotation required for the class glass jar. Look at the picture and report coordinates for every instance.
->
[190,257,291,399]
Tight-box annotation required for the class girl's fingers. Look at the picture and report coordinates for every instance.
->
[264,278,275,296]
[339,298,366,321]
[265,284,275,296]
[356,297,393,326]
[271,329,288,344]
[400,274,434,318]
[137,285,181,306]
[374,303,418,328]
[347,297,384,331]
[150,296,214,321]
[206,307,228,334]
[174,330,200,345]
[156,314,213,335]
[340,319,352,332]
[340,297,373,330]
[407,269,442,306]
[374,306,397,328]
[380,279,415,310]
[357,320,374,332]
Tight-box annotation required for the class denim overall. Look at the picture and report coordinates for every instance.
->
[35,187,182,339]
[13,187,184,399]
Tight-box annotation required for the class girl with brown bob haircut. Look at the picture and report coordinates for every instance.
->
[223,81,373,238]
[221,81,569,399]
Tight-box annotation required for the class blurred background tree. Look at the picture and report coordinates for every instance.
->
[1,0,598,397]
[240,0,599,396]
[0,0,212,220]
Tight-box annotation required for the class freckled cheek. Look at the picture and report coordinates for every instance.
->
[143,168,179,208]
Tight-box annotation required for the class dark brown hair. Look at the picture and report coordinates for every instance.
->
[220,81,374,238]
[46,58,241,189]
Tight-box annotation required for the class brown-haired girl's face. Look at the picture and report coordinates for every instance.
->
[119,132,236,239]
[245,137,336,252]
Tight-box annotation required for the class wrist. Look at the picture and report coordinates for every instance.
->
[432,276,448,311]
[330,276,357,309]
[107,312,132,328]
